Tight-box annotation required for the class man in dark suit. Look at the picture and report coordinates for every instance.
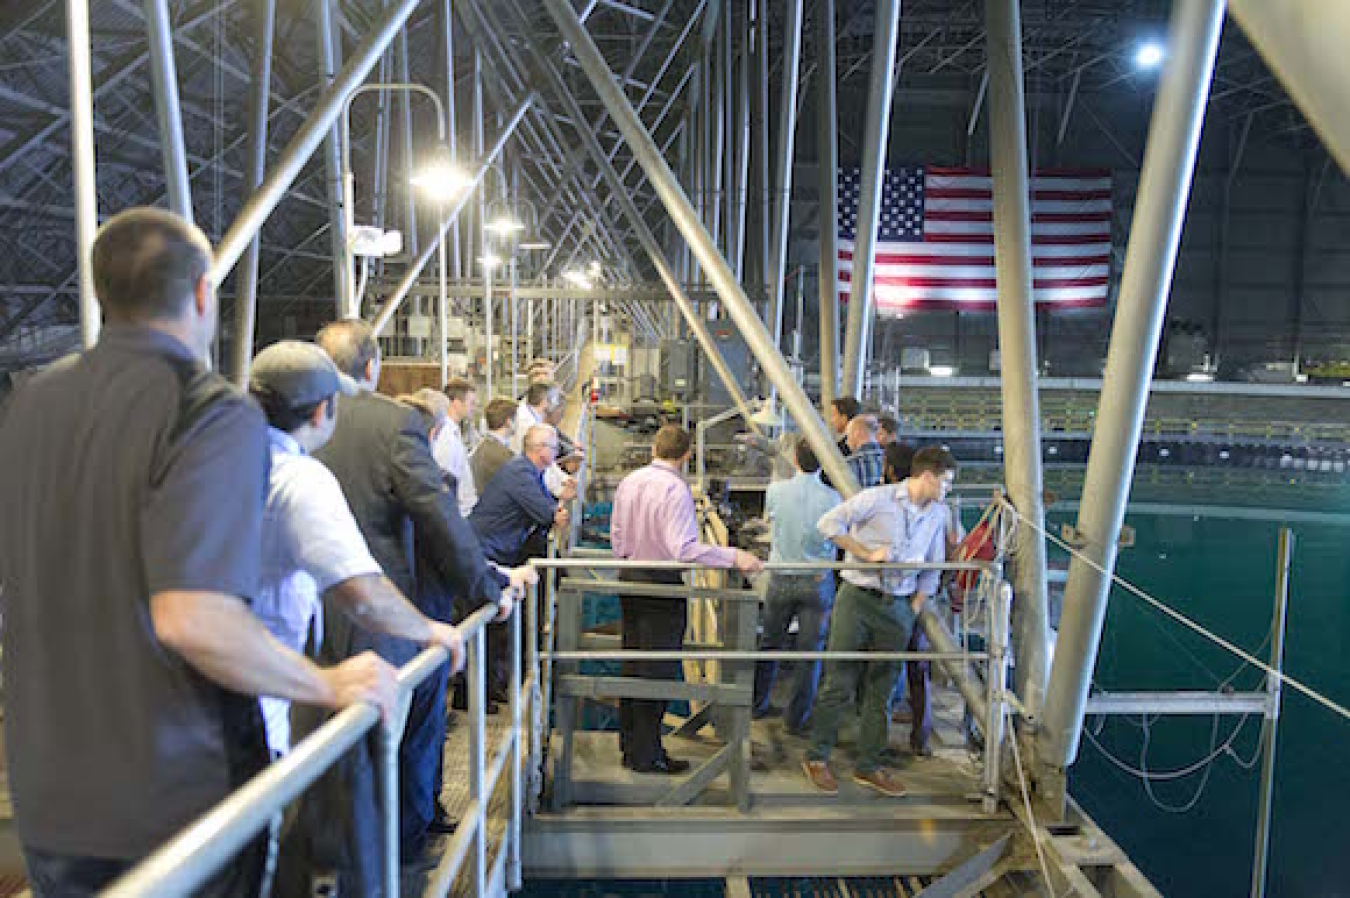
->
[286,320,530,890]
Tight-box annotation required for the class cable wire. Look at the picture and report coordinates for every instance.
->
[1003,500,1350,726]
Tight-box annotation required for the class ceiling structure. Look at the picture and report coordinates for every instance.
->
[0,0,1323,368]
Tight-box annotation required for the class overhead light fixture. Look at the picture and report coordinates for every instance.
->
[563,268,593,290]
[409,162,470,201]
[1184,370,1215,383]
[485,215,525,235]
[479,253,503,268]
[519,240,552,251]
[1134,40,1165,70]
[929,365,957,378]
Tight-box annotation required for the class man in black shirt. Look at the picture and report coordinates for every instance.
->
[0,208,397,896]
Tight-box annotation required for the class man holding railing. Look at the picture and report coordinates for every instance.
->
[802,446,959,798]
[611,424,763,774]
[0,209,401,897]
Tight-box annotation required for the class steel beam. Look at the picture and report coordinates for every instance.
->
[66,0,99,348]
[984,0,1051,726]
[230,0,276,385]
[840,0,902,399]
[1228,0,1350,177]
[315,0,351,317]
[767,0,805,362]
[816,0,840,408]
[499,0,762,435]
[1039,0,1225,772]
[143,0,193,220]
[541,0,857,493]
[1083,691,1269,716]
[1251,528,1292,898]
[212,0,421,287]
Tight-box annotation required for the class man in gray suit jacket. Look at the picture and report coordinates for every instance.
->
[471,396,518,494]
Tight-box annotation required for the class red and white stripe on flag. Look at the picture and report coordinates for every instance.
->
[837,167,1113,313]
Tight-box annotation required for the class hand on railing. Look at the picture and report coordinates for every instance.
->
[425,622,466,674]
[732,549,764,573]
[320,651,400,723]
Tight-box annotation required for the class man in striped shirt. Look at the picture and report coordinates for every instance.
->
[844,415,886,489]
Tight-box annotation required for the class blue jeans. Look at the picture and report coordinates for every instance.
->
[400,658,450,860]
[752,573,834,731]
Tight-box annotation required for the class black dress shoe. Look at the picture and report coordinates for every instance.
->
[427,809,458,835]
[629,755,691,775]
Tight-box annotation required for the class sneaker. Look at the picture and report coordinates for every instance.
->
[802,759,839,794]
[852,769,907,797]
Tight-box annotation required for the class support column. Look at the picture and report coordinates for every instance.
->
[1250,528,1292,898]
[540,0,855,493]
[442,0,461,281]
[754,0,770,295]
[840,0,902,399]
[816,0,839,407]
[143,0,192,220]
[767,0,805,359]
[733,5,751,281]
[1039,0,1225,777]
[985,0,1051,724]
[230,0,276,385]
[67,0,99,347]
[315,0,351,317]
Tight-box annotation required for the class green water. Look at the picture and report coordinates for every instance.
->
[1054,490,1350,897]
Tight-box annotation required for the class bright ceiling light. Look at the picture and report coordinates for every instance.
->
[1134,41,1165,69]
[929,365,957,378]
[410,162,470,200]
[518,240,552,251]
[1184,370,1215,383]
[563,268,593,289]
[478,253,503,268]
[485,216,525,235]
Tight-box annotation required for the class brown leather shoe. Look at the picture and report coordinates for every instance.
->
[802,759,839,794]
[852,769,907,797]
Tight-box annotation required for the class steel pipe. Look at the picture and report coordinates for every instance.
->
[370,95,534,335]
[230,0,276,385]
[212,0,420,287]
[143,0,193,221]
[541,0,858,495]
[1251,528,1292,898]
[840,0,902,399]
[816,0,840,407]
[984,0,1052,723]
[1228,0,1350,177]
[767,0,805,360]
[67,0,99,348]
[314,0,351,317]
[1039,0,1225,770]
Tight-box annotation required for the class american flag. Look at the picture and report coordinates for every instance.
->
[837,166,1113,313]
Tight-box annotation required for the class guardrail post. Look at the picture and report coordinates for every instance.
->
[983,580,1012,814]
[508,600,524,890]
[381,690,412,897]
[527,579,544,813]
[469,627,487,896]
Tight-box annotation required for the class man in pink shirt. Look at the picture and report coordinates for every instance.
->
[611,424,763,773]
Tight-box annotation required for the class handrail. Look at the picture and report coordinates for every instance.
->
[532,558,996,572]
[103,602,503,898]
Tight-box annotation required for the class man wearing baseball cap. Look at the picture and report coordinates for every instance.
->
[247,341,467,756]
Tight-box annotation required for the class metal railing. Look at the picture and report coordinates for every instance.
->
[104,555,1012,895]
[103,595,533,898]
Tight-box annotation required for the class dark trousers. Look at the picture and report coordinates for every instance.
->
[808,583,916,774]
[752,573,834,731]
[904,626,932,750]
[617,569,687,769]
[24,836,266,898]
[399,658,450,860]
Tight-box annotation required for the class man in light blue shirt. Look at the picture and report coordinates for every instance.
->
[752,438,842,733]
[802,446,958,798]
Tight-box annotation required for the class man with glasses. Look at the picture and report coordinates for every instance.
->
[802,446,959,798]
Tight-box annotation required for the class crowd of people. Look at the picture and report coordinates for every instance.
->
[0,209,577,896]
[0,208,964,895]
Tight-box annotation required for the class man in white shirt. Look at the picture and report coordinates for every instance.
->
[248,341,468,754]
[802,445,958,798]
[511,382,557,454]
[433,377,479,517]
